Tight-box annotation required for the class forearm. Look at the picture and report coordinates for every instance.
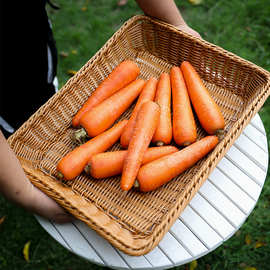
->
[135,0,187,26]
[0,130,33,209]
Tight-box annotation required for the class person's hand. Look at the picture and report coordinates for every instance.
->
[135,0,201,39]
[175,23,201,39]
[26,183,73,223]
[0,130,73,224]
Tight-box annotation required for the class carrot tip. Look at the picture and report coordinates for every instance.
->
[156,141,165,147]
[72,128,89,145]
[121,184,131,191]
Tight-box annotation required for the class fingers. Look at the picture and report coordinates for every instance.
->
[50,212,74,224]
[175,23,202,39]
[29,185,74,223]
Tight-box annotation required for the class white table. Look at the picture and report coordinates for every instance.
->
[36,114,268,270]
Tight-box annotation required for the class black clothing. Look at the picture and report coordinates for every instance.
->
[0,0,58,136]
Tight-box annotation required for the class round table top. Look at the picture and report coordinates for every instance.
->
[36,114,268,270]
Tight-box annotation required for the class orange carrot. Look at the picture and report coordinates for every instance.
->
[171,66,197,146]
[56,120,128,180]
[180,61,225,135]
[79,79,145,137]
[88,146,178,179]
[120,77,158,148]
[137,135,219,192]
[121,101,160,191]
[152,73,172,146]
[72,60,140,128]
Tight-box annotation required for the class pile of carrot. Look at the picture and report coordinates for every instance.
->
[56,59,225,192]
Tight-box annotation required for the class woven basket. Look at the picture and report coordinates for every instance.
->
[8,15,270,256]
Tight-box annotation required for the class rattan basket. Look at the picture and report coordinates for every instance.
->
[8,15,270,256]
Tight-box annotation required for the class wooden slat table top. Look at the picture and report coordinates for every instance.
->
[35,114,269,270]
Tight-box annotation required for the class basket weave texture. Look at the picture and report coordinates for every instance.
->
[8,15,270,256]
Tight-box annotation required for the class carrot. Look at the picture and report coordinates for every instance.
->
[87,146,178,179]
[180,61,225,135]
[72,60,140,128]
[121,101,160,191]
[56,120,128,180]
[137,135,219,192]
[152,73,172,146]
[79,79,145,138]
[120,77,158,148]
[171,66,197,146]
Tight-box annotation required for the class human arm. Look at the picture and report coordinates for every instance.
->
[0,130,72,223]
[135,0,201,38]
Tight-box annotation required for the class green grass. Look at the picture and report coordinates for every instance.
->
[1,0,270,269]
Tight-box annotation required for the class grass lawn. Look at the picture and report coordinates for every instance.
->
[1,0,270,269]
